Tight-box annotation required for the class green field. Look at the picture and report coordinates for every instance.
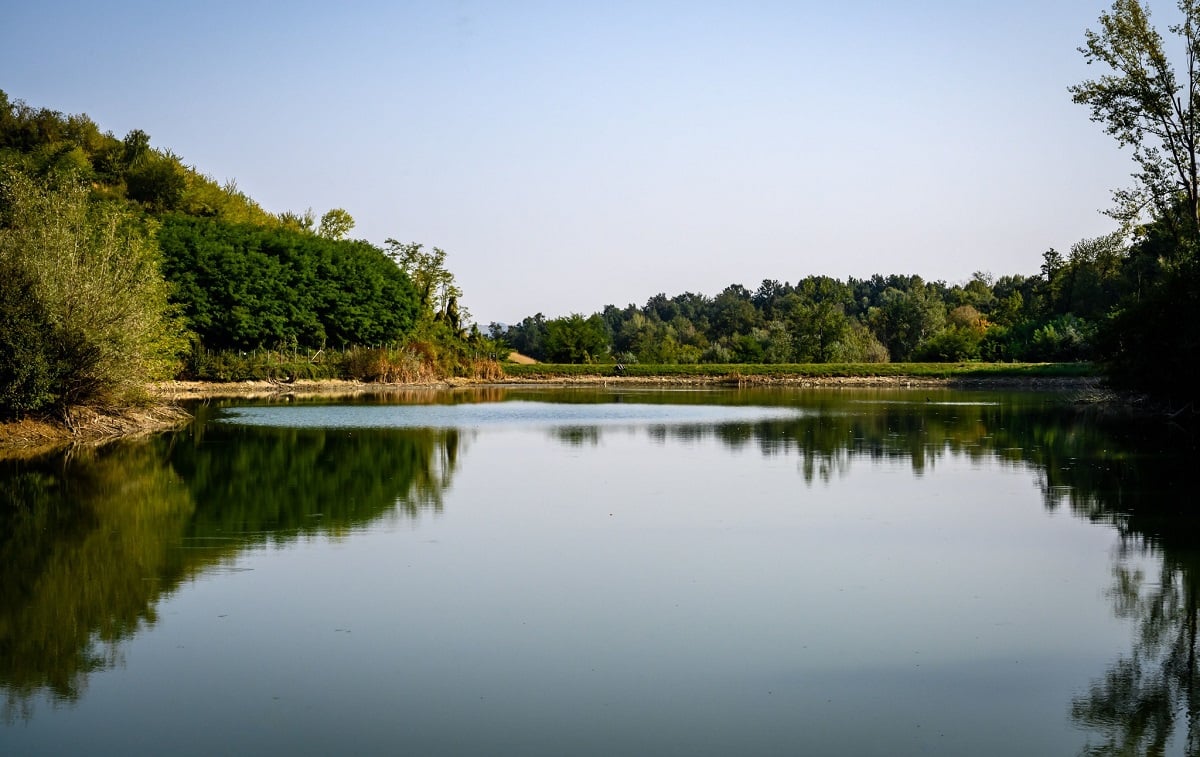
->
[500,362,1099,380]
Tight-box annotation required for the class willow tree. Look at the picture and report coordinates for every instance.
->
[1070,0,1200,241]
[0,170,182,415]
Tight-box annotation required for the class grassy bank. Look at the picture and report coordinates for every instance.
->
[500,362,1099,381]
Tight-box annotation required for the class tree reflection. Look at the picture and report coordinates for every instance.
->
[1056,419,1200,756]
[173,407,463,541]
[0,442,197,720]
[0,419,462,720]
[2,386,1196,747]
[531,389,1200,753]
[617,392,1076,485]
[1071,556,1200,756]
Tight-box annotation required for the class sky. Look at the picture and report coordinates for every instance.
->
[0,0,1154,324]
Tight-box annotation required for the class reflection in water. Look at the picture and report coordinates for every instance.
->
[647,394,1198,754]
[1072,557,1200,756]
[0,412,462,721]
[176,404,464,541]
[1055,421,1200,756]
[549,391,1199,753]
[0,443,196,721]
[0,387,1196,752]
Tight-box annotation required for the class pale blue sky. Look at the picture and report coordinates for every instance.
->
[1,1,1148,323]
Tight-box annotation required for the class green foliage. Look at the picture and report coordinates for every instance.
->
[504,273,1047,366]
[502,362,1096,380]
[1068,4,1200,399]
[0,94,277,226]
[542,313,610,363]
[0,171,182,414]
[125,154,187,211]
[0,258,57,414]
[914,327,983,362]
[0,91,490,390]
[1028,314,1097,362]
[317,208,354,240]
[827,320,891,363]
[1070,0,1200,235]
[384,240,463,328]
[159,215,419,351]
[867,280,947,361]
[1101,252,1200,399]
[182,343,344,382]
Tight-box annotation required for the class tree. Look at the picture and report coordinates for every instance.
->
[710,284,760,337]
[1072,1,1200,399]
[868,280,946,361]
[278,208,316,232]
[505,313,549,360]
[317,208,354,240]
[383,240,464,327]
[158,216,418,350]
[1070,0,1200,237]
[542,313,610,363]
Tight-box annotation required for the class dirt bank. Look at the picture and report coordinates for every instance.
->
[0,404,192,458]
[148,378,458,400]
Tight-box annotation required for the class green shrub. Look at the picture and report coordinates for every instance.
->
[0,170,183,413]
[0,258,56,415]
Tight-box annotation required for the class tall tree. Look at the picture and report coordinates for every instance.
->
[1072,1,1200,399]
[383,240,463,326]
[1070,0,1200,238]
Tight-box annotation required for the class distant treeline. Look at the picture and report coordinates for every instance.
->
[498,241,1119,368]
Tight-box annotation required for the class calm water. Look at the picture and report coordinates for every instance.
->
[2,386,1197,756]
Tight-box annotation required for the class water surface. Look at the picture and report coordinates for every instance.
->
[2,387,1196,755]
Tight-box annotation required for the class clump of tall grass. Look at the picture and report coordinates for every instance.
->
[182,343,341,382]
[469,358,504,381]
[344,346,438,383]
[180,337,508,385]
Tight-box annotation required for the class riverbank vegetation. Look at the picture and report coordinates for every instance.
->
[500,361,1096,382]
[0,89,503,422]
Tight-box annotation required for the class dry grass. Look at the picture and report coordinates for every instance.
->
[470,359,505,381]
[345,346,441,383]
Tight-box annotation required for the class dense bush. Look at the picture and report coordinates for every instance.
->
[158,215,420,351]
[0,171,181,415]
[0,258,57,415]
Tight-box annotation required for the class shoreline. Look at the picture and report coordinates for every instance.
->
[150,372,1103,400]
[1,373,1108,456]
[0,404,192,459]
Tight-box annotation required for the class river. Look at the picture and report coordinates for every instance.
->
[1,386,1196,755]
